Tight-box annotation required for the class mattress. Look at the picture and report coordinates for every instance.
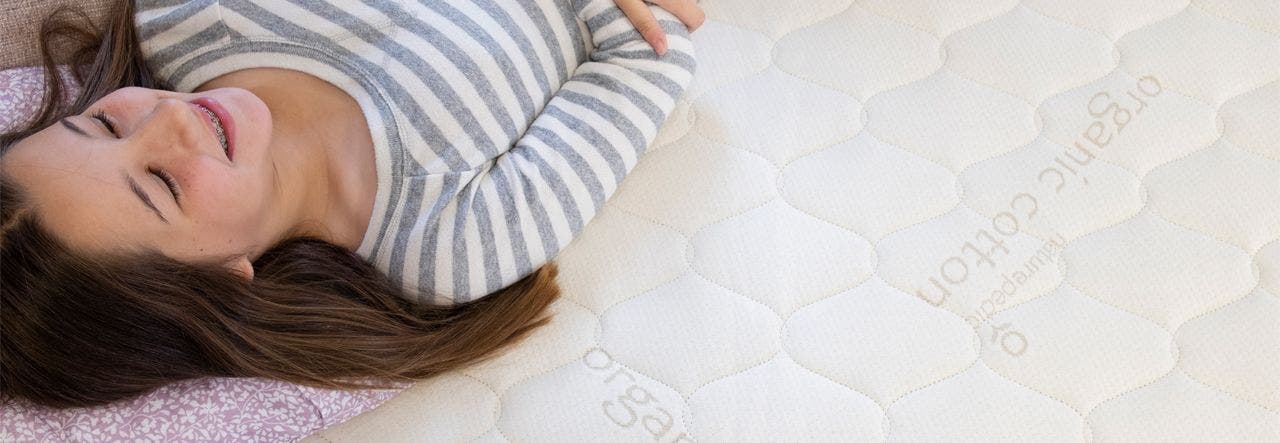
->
[305,0,1280,441]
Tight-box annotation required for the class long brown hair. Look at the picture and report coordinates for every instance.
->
[0,2,560,408]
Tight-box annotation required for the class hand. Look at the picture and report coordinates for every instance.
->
[613,0,705,56]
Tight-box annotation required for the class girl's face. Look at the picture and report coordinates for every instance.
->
[1,86,276,272]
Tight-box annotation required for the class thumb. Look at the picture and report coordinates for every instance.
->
[615,0,667,55]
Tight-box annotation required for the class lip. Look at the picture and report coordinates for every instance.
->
[190,97,235,162]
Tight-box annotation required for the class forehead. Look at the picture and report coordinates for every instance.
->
[3,122,157,255]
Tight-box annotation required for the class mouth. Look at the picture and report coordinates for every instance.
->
[191,97,234,162]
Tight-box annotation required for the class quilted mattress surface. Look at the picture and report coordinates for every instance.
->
[307,0,1280,441]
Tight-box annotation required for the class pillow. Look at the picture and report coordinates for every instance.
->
[0,66,410,441]
[1,378,407,441]
[0,0,114,70]
[0,66,81,134]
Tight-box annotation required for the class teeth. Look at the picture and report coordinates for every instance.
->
[198,105,229,154]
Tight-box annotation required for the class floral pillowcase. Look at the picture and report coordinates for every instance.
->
[0,66,79,134]
[0,66,407,442]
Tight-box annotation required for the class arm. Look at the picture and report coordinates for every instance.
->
[431,0,696,303]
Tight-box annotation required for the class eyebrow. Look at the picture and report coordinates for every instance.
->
[60,118,90,138]
[123,171,170,224]
[61,117,169,224]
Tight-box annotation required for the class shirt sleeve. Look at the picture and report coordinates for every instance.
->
[430,0,696,304]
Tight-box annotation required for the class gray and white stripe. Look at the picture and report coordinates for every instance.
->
[136,0,695,304]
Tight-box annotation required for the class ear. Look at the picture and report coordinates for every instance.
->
[226,255,255,281]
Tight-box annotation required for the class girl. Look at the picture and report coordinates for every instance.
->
[0,0,701,408]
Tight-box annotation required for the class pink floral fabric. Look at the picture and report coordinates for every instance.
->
[0,66,81,134]
[0,66,411,441]
[1,379,409,442]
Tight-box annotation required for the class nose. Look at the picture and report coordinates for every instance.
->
[137,97,206,154]
[158,97,200,130]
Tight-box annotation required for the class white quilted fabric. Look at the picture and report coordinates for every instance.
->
[305,0,1280,441]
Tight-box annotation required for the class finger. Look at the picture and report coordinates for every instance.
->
[647,0,706,33]
[615,0,667,55]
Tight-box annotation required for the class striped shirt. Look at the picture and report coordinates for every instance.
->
[134,0,696,304]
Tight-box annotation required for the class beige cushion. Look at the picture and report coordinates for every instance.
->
[1,0,114,70]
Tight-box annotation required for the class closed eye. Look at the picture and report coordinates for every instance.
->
[151,168,183,206]
[92,110,118,137]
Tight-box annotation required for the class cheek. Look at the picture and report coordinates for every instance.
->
[191,166,261,221]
